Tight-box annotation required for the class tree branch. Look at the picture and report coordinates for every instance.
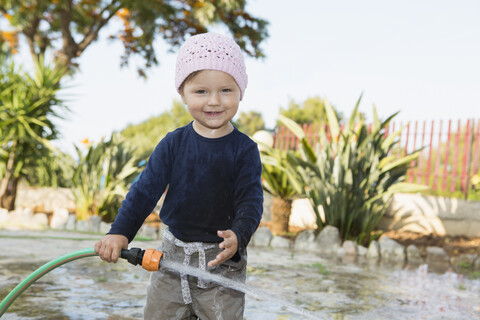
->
[22,16,41,61]
[58,0,78,65]
[77,0,123,53]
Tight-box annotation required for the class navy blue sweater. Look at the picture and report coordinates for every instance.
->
[109,122,263,254]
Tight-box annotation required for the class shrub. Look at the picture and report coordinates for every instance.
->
[71,133,144,222]
[260,145,301,235]
[279,96,428,245]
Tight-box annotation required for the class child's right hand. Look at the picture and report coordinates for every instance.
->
[94,234,128,263]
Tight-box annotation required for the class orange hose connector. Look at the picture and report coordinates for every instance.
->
[142,248,163,271]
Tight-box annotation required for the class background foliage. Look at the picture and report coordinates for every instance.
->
[232,110,265,136]
[0,0,270,215]
[278,97,428,244]
[120,100,192,159]
[279,96,346,127]
[259,143,300,234]
[71,133,143,221]
[0,0,268,75]
[0,57,67,209]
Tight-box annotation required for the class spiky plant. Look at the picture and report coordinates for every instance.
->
[278,96,428,245]
[0,57,66,210]
[71,133,143,222]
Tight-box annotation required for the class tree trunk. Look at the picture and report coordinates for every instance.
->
[271,197,292,235]
[0,176,19,211]
[0,150,19,210]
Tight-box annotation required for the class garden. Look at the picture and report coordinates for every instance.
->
[1,1,480,319]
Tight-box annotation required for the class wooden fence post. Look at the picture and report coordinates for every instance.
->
[432,120,443,191]
[463,119,474,199]
[473,119,480,176]
[442,120,452,192]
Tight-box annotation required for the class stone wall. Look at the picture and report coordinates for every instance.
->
[10,187,480,237]
[250,225,480,273]
[379,193,480,237]
[269,193,480,237]
[15,185,75,212]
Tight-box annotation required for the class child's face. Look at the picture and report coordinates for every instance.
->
[181,70,241,138]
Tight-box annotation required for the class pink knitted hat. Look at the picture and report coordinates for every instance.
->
[175,33,248,99]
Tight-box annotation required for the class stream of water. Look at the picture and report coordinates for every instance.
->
[161,260,327,320]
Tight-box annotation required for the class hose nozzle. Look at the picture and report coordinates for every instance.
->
[120,248,163,271]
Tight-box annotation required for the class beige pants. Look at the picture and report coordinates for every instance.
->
[144,229,247,320]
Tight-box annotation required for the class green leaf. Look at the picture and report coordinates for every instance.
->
[381,123,406,151]
[344,169,353,185]
[300,138,316,163]
[260,155,279,167]
[379,151,421,174]
[347,93,363,132]
[380,111,400,129]
[278,114,306,139]
[324,99,340,139]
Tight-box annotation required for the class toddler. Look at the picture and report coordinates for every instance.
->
[95,32,263,320]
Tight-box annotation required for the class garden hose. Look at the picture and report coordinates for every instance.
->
[0,247,163,317]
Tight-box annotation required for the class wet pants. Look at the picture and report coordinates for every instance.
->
[144,228,247,320]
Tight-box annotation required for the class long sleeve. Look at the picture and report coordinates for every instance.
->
[230,143,264,253]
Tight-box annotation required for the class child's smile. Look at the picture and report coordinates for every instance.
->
[205,111,222,117]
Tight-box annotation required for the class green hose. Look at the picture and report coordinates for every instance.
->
[0,247,98,317]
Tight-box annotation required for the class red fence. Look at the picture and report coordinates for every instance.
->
[273,119,480,198]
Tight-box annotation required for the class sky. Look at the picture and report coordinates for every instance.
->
[42,0,480,154]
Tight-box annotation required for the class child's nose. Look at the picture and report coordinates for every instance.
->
[208,93,221,106]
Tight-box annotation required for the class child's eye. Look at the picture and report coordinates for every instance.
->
[221,88,232,93]
[195,90,207,94]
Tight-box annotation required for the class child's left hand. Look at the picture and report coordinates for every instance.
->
[208,230,238,267]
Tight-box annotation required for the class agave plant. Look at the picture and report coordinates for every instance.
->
[279,96,428,245]
[71,133,144,222]
[259,145,302,235]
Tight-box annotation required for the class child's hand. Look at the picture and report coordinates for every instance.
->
[208,230,238,267]
[94,234,128,263]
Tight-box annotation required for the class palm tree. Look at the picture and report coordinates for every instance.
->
[0,57,66,210]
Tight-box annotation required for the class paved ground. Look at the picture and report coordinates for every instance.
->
[1,229,480,320]
[0,229,326,320]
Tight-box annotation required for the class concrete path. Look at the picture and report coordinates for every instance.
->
[1,229,479,320]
